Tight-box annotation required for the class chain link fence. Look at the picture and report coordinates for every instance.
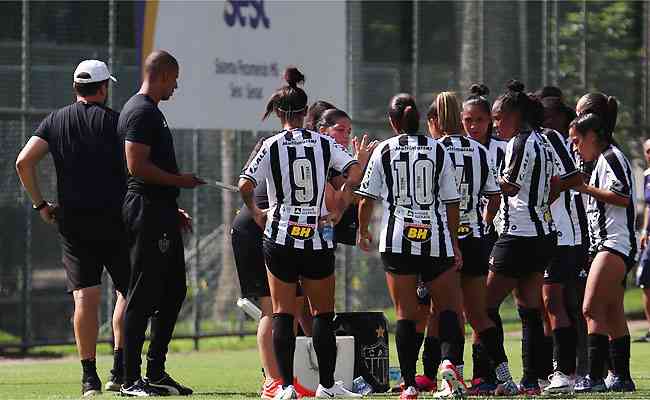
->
[1,0,649,350]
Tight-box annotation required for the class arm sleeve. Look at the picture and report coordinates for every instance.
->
[239,140,271,187]
[439,146,461,203]
[502,135,530,188]
[547,132,578,179]
[355,146,384,200]
[330,141,358,174]
[603,154,631,198]
[33,113,53,142]
[123,107,160,146]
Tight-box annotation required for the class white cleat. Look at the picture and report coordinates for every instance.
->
[273,385,298,400]
[543,371,574,394]
[604,370,615,390]
[439,360,467,396]
[316,381,363,398]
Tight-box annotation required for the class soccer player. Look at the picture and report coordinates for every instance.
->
[428,92,515,398]
[356,93,465,400]
[15,59,129,396]
[571,94,637,393]
[487,80,580,395]
[635,138,650,343]
[239,67,363,399]
[119,50,204,396]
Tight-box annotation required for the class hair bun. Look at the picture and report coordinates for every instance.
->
[283,67,305,88]
[470,83,489,97]
[506,79,525,93]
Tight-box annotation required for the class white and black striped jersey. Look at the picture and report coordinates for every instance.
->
[356,133,460,257]
[485,136,508,180]
[500,129,558,237]
[570,144,588,246]
[586,145,637,260]
[240,128,357,250]
[439,134,500,238]
[543,129,579,246]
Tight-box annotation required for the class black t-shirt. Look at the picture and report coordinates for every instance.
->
[34,101,126,212]
[118,94,180,200]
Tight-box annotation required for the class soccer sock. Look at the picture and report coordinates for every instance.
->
[487,308,504,345]
[111,348,124,378]
[395,319,418,388]
[518,307,544,384]
[439,310,464,366]
[609,335,631,380]
[472,343,490,381]
[587,333,609,380]
[312,313,336,389]
[478,327,508,383]
[81,358,97,379]
[540,335,555,378]
[272,313,296,388]
[415,332,425,362]
[422,336,441,380]
[553,327,577,376]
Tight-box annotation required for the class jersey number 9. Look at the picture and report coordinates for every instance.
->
[291,158,315,203]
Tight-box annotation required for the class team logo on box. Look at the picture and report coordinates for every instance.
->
[288,223,315,240]
[403,223,431,242]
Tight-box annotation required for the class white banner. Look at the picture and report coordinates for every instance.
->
[151,0,347,131]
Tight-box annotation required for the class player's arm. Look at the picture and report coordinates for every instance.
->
[15,137,57,224]
[482,193,500,226]
[641,204,650,250]
[357,196,374,252]
[576,183,629,207]
[125,141,204,188]
[549,138,581,201]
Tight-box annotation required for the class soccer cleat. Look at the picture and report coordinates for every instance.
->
[633,330,650,343]
[543,371,574,394]
[315,381,363,398]
[105,373,123,392]
[146,373,193,395]
[467,378,497,396]
[604,370,615,389]
[81,374,102,397]
[414,375,437,392]
[439,360,467,395]
[261,377,283,399]
[273,385,299,400]
[120,378,168,397]
[400,386,418,399]
[493,379,519,396]
[574,375,607,393]
[538,377,550,391]
[607,374,636,392]
[432,380,452,398]
[518,378,541,395]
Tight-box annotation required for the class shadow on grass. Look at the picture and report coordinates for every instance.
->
[0,350,64,360]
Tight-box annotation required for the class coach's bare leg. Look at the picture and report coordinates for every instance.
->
[73,286,101,360]
[258,296,281,380]
[112,291,127,349]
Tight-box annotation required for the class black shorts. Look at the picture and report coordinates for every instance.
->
[58,209,130,295]
[263,240,335,284]
[459,236,489,277]
[575,243,590,283]
[231,208,270,298]
[380,252,454,283]
[544,245,577,284]
[489,233,557,279]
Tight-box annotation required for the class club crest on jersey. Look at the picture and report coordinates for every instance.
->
[403,223,431,242]
[288,223,315,240]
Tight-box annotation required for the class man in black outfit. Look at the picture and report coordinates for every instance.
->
[16,59,129,397]
[119,50,205,397]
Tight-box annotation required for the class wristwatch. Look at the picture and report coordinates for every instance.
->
[33,200,48,211]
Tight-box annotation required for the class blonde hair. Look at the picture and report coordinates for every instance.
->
[435,92,463,134]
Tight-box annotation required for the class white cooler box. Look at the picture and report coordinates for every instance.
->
[294,335,355,394]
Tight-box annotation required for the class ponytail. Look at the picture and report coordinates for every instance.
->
[388,93,419,134]
[576,92,618,144]
[262,66,308,121]
[435,92,463,134]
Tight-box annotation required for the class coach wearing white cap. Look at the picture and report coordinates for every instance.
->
[16,59,129,397]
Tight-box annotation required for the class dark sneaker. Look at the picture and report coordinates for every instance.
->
[120,378,168,397]
[574,375,607,393]
[82,375,102,397]
[105,373,123,392]
[607,375,636,392]
[468,378,497,396]
[633,331,650,343]
[146,373,193,396]
[518,378,541,395]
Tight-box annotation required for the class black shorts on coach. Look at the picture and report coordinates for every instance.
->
[58,208,130,295]
[544,245,577,284]
[458,236,489,277]
[381,252,454,283]
[263,239,334,283]
[489,232,557,279]
[231,211,269,298]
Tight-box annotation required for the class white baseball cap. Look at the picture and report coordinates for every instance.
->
[73,60,117,84]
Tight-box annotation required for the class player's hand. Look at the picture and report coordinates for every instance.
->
[178,208,193,233]
[357,230,373,252]
[39,203,57,225]
[252,207,268,230]
[352,134,379,169]
[452,242,463,271]
[320,211,342,227]
[641,233,648,250]
[177,174,206,189]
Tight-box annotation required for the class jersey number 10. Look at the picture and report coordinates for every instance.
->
[393,158,434,206]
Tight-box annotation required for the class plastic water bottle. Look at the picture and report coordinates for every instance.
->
[321,221,334,241]
[352,376,373,395]
[237,298,262,320]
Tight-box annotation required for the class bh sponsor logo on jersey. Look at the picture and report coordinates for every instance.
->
[288,222,315,240]
[224,0,270,29]
[403,223,431,242]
